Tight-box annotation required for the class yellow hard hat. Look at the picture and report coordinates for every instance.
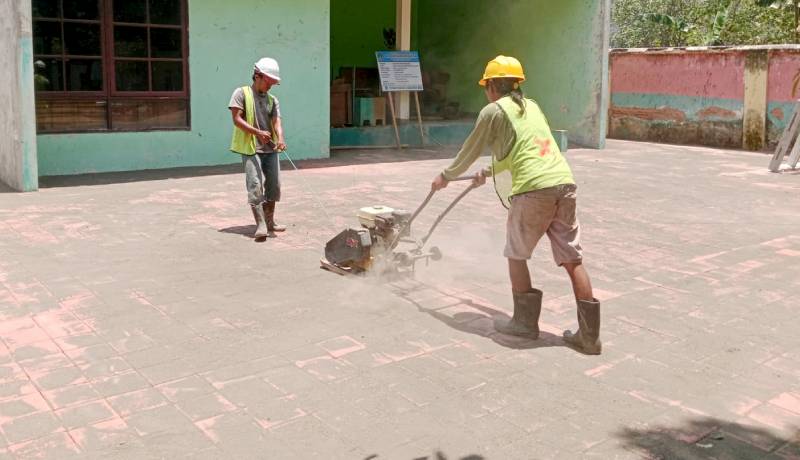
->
[479,55,525,86]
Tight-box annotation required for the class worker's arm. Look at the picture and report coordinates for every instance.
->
[230,108,271,145]
[441,108,494,181]
[432,105,496,191]
[273,116,286,151]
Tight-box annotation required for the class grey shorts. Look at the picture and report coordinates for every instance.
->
[242,153,280,205]
[504,184,583,265]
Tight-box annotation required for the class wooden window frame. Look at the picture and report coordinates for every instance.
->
[33,0,190,133]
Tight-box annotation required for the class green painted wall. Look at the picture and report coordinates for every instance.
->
[37,0,330,177]
[330,0,395,80]
[416,0,610,148]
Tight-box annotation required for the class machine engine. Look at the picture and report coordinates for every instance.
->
[322,205,440,275]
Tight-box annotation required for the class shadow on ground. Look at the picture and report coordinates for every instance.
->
[218,224,257,238]
[295,146,459,170]
[38,164,242,188]
[390,280,565,351]
[365,452,484,460]
[35,147,462,188]
[617,416,800,459]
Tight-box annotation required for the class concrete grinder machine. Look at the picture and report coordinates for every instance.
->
[321,176,476,276]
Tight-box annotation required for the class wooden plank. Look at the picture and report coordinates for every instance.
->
[788,125,800,169]
[770,101,799,165]
[769,100,800,172]
[413,92,425,144]
[387,93,402,150]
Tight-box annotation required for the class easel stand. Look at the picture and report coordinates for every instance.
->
[386,91,426,150]
[769,99,800,172]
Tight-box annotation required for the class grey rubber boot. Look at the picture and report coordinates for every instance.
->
[264,201,286,233]
[563,298,602,355]
[250,205,270,239]
[494,289,542,339]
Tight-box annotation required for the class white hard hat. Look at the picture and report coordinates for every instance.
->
[254,57,280,82]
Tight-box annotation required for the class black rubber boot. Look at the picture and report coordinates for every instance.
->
[494,289,542,339]
[251,205,269,239]
[264,201,285,233]
[563,298,602,355]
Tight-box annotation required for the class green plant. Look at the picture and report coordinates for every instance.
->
[612,0,797,47]
[755,0,799,41]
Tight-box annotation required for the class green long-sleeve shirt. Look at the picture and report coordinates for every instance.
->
[441,103,516,181]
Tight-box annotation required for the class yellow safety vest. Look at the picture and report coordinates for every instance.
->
[492,96,574,208]
[230,86,275,155]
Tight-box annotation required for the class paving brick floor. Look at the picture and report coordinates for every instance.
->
[0,139,799,459]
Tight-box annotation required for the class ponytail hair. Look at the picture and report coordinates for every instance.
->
[487,78,525,115]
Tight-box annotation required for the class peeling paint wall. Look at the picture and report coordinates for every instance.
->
[416,0,611,149]
[609,49,745,149]
[0,0,38,191]
[609,46,800,151]
[36,0,330,177]
[766,49,800,148]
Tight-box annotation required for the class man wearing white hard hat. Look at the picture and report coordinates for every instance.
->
[228,57,287,239]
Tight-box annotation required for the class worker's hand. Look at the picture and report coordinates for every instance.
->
[472,170,487,187]
[275,141,287,152]
[256,130,272,144]
[431,173,449,192]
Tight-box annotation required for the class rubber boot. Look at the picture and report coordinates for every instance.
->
[563,298,602,355]
[264,201,286,233]
[494,289,542,339]
[250,205,269,239]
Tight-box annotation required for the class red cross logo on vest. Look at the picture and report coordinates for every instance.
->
[535,138,552,157]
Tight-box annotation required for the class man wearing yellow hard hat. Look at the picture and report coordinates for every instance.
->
[431,55,601,355]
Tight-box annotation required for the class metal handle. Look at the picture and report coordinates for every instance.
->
[420,183,476,245]
[389,174,478,249]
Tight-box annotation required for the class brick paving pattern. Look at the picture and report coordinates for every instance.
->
[0,140,798,459]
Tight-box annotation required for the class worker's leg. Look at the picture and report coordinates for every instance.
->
[242,154,268,239]
[495,190,556,338]
[260,152,285,232]
[547,184,601,354]
[508,258,532,293]
[563,262,593,301]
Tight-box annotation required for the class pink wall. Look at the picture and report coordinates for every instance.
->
[767,49,800,103]
[611,51,745,100]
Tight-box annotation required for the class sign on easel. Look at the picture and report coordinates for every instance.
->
[376,51,423,92]
[376,51,425,149]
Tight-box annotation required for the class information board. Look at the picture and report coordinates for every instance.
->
[375,51,424,92]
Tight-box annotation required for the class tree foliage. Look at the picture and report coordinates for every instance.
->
[611,0,798,48]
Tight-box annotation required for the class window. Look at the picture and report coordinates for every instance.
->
[33,0,189,133]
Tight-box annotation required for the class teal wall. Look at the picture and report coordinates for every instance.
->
[37,0,330,177]
[612,94,744,122]
[20,36,39,190]
[415,0,610,148]
[330,0,395,80]
[767,101,795,147]
[331,122,569,152]
[610,93,744,148]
